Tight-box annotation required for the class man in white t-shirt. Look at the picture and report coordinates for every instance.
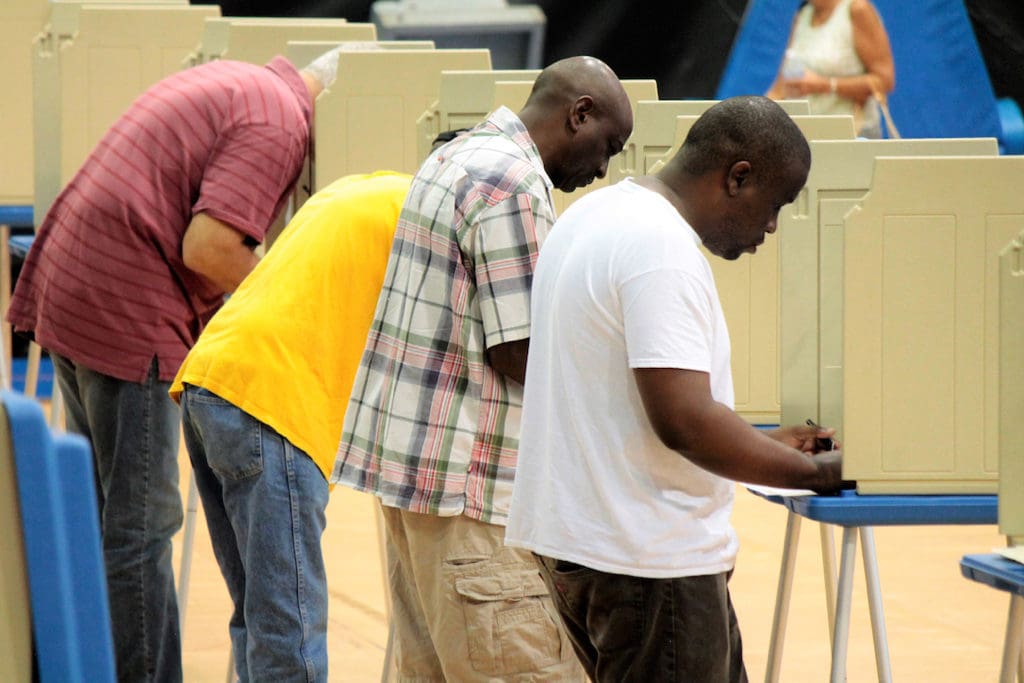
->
[505,95,848,683]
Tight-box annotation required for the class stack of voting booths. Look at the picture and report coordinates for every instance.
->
[776,138,1009,494]
[838,154,1023,494]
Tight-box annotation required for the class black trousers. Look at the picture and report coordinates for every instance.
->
[534,554,748,683]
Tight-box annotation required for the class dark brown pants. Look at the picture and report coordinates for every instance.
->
[534,554,748,683]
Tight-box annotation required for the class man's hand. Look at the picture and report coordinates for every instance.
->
[766,422,839,454]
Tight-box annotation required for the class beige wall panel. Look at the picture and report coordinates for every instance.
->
[491,79,536,111]
[191,18,374,66]
[778,138,1000,431]
[33,3,220,221]
[313,49,491,189]
[415,69,541,159]
[551,79,659,215]
[999,232,1024,540]
[282,39,434,219]
[1,0,52,206]
[843,156,1024,493]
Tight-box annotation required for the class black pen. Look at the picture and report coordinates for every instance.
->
[805,418,835,451]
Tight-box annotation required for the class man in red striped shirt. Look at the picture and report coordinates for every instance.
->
[7,50,337,682]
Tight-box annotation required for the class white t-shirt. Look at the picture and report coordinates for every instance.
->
[505,178,740,579]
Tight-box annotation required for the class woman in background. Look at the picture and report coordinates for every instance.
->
[767,0,895,137]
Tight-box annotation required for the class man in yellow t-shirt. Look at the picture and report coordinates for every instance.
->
[170,169,410,681]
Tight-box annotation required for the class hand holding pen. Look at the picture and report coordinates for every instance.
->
[805,418,837,452]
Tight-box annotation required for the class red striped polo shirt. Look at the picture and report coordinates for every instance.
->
[8,57,312,383]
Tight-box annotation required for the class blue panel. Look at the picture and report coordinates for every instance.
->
[54,434,116,682]
[5,391,82,682]
[5,390,115,682]
[716,0,1002,141]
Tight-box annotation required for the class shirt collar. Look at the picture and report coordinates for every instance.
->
[264,56,313,128]
[486,106,553,191]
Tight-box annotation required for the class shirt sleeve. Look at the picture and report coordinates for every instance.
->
[620,267,717,372]
[470,192,553,349]
[193,123,307,242]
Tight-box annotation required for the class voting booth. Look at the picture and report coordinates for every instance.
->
[1001,231,1024,543]
[2,0,58,207]
[778,137,1001,432]
[843,155,1024,493]
[309,48,492,189]
[415,69,540,159]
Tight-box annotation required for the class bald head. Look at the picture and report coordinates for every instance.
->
[525,57,624,112]
[518,56,633,193]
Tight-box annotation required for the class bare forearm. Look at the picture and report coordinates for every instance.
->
[195,248,258,293]
[635,367,845,493]
[669,401,840,491]
[182,212,261,293]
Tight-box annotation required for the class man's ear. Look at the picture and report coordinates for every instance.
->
[568,95,595,134]
[726,160,752,196]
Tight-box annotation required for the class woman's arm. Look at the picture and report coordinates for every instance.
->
[846,0,896,104]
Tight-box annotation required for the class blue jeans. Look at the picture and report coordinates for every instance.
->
[51,353,183,683]
[180,385,330,683]
[534,555,748,683]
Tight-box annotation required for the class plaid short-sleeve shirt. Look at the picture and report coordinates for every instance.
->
[332,107,554,525]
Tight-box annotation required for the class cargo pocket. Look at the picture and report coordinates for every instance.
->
[454,568,562,676]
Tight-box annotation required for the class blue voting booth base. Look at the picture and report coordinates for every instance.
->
[960,553,1024,682]
[750,488,998,682]
[963,553,1024,598]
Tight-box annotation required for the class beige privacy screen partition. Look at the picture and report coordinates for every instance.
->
[415,69,541,159]
[2,0,54,206]
[613,99,812,186]
[188,17,376,66]
[311,49,491,190]
[33,2,220,220]
[778,137,1000,432]
[843,155,1024,494]
[287,39,436,70]
[999,232,1024,542]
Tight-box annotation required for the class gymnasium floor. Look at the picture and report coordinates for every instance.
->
[173,447,1012,682]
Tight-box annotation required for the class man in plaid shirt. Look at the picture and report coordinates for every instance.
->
[332,56,633,680]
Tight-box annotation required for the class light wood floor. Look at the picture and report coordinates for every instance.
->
[173,448,1013,682]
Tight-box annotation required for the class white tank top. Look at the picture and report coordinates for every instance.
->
[789,0,880,136]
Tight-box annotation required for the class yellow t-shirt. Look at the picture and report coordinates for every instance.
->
[170,171,411,478]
